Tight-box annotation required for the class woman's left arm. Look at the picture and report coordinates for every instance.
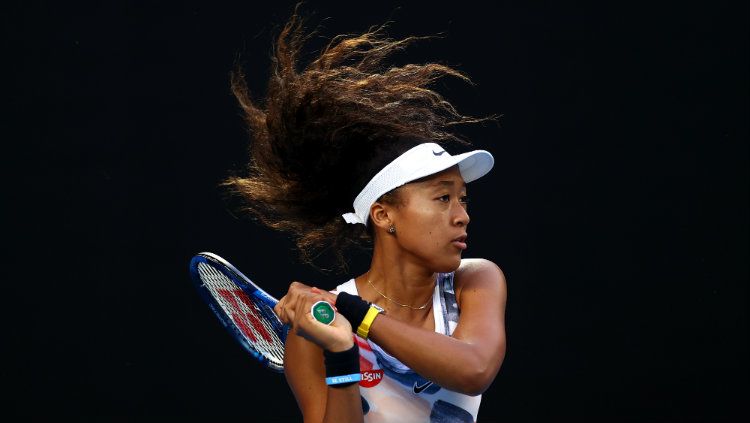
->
[367,258,506,395]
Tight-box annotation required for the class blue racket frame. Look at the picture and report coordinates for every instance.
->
[189,252,288,372]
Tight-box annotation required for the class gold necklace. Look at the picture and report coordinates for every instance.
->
[365,271,433,310]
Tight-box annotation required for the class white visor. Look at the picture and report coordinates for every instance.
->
[342,142,494,225]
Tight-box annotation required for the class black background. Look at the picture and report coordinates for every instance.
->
[5,1,748,421]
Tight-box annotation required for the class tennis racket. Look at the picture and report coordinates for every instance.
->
[189,252,334,372]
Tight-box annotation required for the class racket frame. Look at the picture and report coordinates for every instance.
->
[189,252,288,372]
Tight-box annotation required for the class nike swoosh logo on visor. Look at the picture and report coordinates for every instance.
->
[413,380,433,394]
[432,150,446,156]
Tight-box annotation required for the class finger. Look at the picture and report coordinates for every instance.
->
[294,292,313,319]
[273,299,283,318]
[297,304,331,338]
[302,310,354,352]
[311,287,338,304]
[286,307,297,324]
[304,310,318,323]
[296,296,330,331]
[289,281,310,295]
[276,306,289,325]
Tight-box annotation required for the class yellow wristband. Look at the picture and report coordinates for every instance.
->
[356,306,382,339]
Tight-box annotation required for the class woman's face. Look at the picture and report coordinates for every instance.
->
[388,166,470,272]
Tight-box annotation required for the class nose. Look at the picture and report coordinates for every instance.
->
[452,201,470,227]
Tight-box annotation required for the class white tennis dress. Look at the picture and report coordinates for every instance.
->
[334,273,482,423]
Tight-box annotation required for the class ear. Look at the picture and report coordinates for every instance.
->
[369,202,394,231]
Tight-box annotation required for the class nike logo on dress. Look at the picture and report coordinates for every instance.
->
[413,380,433,394]
[432,150,446,156]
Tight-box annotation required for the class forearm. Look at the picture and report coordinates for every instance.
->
[322,385,364,423]
[321,344,365,423]
[368,316,502,395]
[290,347,366,423]
[283,310,365,423]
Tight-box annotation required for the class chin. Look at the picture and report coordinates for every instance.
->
[433,255,462,273]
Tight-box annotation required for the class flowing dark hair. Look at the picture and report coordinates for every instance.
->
[223,8,492,271]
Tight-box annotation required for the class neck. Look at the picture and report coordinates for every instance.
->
[358,235,437,312]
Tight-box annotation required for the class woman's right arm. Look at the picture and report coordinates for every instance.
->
[277,283,364,423]
[284,331,363,423]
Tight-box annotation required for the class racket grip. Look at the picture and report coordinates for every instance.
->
[311,301,336,325]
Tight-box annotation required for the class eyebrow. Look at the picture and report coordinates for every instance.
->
[433,180,467,189]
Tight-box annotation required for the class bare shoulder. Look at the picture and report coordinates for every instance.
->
[455,258,506,285]
[454,258,507,304]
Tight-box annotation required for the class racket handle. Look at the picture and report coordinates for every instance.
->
[311,301,336,325]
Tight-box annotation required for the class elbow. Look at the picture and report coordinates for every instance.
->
[454,368,491,396]
[457,385,486,397]
[455,361,501,396]
[455,346,506,396]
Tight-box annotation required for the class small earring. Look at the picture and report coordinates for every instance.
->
[388,225,396,234]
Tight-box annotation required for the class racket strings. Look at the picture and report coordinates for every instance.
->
[197,263,285,366]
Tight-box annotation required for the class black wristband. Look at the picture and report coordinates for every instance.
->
[323,343,360,388]
[335,292,371,333]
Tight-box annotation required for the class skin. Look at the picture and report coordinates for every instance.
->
[274,166,507,423]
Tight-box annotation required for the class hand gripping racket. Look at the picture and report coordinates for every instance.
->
[189,252,334,372]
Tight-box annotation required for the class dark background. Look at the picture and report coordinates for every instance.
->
[5,1,748,421]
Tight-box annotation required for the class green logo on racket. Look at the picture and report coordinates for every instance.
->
[311,301,335,325]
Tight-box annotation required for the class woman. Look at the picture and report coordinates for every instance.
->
[225,11,507,423]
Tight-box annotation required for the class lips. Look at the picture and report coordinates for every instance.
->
[451,234,468,250]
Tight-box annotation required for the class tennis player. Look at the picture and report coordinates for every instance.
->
[225,11,506,423]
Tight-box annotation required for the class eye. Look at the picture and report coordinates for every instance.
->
[437,194,450,202]
[460,195,469,204]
